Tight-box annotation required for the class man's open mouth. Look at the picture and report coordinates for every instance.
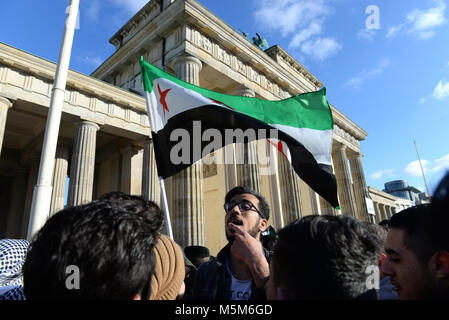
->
[228,218,243,226]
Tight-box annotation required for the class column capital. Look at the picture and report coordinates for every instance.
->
[0,96,13,109]
[119,144,141,156]
[171,54,202,71]
[230,84,255,97]
[77,120,100,131]
[347,150,363,159]
[332,141,347,152]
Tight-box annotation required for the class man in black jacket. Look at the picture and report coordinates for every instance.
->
[190,186,270,300]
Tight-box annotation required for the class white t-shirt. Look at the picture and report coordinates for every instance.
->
[225,257,252,300]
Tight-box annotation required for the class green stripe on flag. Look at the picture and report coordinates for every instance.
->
[140,57,333,131]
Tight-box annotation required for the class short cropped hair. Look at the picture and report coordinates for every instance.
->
[23,199,164,299]
[272,215,382,299]
[225,186,270,220]
[388,204,435,263]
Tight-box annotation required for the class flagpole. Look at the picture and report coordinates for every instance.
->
[27,0,80,240]
[414,140,430,195]
[142,74,174,239]
[158,177,174,239]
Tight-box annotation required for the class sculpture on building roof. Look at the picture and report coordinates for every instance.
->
[252,33,269,50]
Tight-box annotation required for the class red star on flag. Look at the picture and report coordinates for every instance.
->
[267,139,287,159]
[157,83,171,119]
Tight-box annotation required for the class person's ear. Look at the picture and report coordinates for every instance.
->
[379,253,387,268]
[259,219,268,232]
[277,287,295,300]
[132,293,142,300]
[432,251,449,280]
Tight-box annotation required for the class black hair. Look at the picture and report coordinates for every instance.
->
[272,215,382,299]
[430,171,449,253]
[378,219,390,229]
[23,198,164,299]
[225,186,270,220]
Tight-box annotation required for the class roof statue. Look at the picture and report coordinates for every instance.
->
[239,29,249,39]
[252,33,268,50]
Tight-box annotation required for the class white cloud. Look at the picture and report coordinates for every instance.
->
[387,0,446,39]
[370,169,394,180]
[253,0,340,61]
[357,28,376,41]
[386,25,404,39]
[420,78,449,102]
[300,37,342,61]
[404,153,449,177]
[289,21,322,48]
[404,160,430,177]
[432,79,449,100]
[432,153,449,172]
[343,58,390,89]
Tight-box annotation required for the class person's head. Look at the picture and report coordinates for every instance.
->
[430,172,449,253]
[381,204,449,299]
[364,222,388,279]
[23,199,164,300]
[150,234,186,300]
[0,239,29,284]
[379,219,390,230]
[266,215,382,299]
[261,225,278,252]
[223,186,269,242]
[184,245,211,268]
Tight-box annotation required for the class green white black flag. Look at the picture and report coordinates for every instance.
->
[140,57,339,208]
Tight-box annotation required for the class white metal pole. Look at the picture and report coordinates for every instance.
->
[159,177,174,239]
[27,0,80,240]
[143,77,174,240]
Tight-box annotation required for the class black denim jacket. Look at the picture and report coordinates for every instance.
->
[188,243,271,300]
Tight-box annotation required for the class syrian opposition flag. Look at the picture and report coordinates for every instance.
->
[140,57,339,208]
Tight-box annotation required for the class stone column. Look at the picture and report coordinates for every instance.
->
[223,143,238,192]
[109,151,121,191]
[332,143,357,217]
[0,96,13,157]
[374,202,380,223]
[278,154,302,224]
[349,152,370,222]
[142,138,161,205]
[319,196,336,215]
[49,142,70,216]
[22,154,40,237]
[385,206,390,220]
[6,167,28,237]
[232,85,261,192]
[120,144,141,194]
[170,55,205,248]
[378,203,385,221]
[309,189,319,215]
[68,121,99,206]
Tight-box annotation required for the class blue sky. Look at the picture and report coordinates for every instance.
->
[1,0,448,195]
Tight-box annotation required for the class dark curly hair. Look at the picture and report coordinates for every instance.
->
[272,215,382,299]
[23,198,164,299]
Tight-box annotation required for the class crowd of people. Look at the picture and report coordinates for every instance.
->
[0,171,448,300]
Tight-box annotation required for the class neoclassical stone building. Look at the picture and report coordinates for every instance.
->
[0,0,373,255]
